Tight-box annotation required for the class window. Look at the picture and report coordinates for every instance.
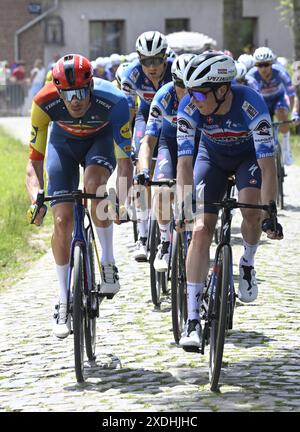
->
[165,18,190,34]
[89,21,124,58]
[240,18,257,53]
[45,16,64,45]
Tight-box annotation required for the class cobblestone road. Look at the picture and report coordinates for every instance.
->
[0,164,300,412]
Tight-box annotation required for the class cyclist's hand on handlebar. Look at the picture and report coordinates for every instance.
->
[262,217,283,240]
[134,168,150,186]
[27,204,47,226]
[291,112,300,125]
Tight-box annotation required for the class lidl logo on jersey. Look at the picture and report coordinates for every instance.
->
[30,126,38,144]
[242,101,258,119]
[120,122,131,139]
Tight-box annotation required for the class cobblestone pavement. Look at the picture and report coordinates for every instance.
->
[0,165,300,412]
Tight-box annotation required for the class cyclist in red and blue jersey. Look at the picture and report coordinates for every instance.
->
[246,46,300,165]
[120,30,174,259]
[26,54,133,339]
[135,54,197,268]
[176,53,283,350]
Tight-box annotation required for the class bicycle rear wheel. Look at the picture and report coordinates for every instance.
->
[276,145,284,210]
[84,226,97,362]
[209,244,231,392]
[72,244,86,383]
[171,231,188,344]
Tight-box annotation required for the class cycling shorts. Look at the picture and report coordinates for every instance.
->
[266,94,290,117]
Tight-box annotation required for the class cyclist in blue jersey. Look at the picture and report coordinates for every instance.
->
[26,54,133,339]
[246,46,300,165]
[135,54,196,270]
[120,31,174,261]
[175,53,283,350]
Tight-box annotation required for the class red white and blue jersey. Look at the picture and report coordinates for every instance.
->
[120,59,174,116]
[246,63,296,102]
[177,85,274,159]
[144,81,178,139]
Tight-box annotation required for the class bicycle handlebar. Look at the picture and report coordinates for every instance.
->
[148,179,176,187]
[272,120,295,127]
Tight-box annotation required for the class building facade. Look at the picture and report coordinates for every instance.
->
[0,0,295,72]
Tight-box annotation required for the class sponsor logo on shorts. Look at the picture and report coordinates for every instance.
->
[120,122,131,139]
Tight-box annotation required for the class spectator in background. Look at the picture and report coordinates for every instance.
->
[29,58,46,99]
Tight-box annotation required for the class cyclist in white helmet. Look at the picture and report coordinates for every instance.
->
[120,30,174,261]
[247,46,300,165]
[135,54,199,270]
[238,53,254,72]
[233,61,248,85]
[176,52,283,350]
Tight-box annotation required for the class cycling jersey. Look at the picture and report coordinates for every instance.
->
[29,77,132,161]
[246,63,296,102]
[177,84,274,160]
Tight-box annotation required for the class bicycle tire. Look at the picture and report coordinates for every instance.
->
[171,231,188,344]
[84,227,97,362]
[276,145,284,210]
[209,244,231,392]
[72,244,85,383]
[149,219,163,307]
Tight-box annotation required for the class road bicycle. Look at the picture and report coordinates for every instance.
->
[199,177,279,391]
[31,188,114,383]
[272,120,293,210]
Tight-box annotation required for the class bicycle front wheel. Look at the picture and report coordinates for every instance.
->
[171,231,187,344]
[209,244,231,392]
[149,219,163,307]
[72,244,85,383]
[276,145,284,210]
[84,227,97,362]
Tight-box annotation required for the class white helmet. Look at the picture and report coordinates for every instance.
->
[110,53,121,66]
[235,61,247,81]
[115,62,130,85]
[136,31,168,56]
[166,46,177,59]
[183,52,237,88]
[237,53,254,71]
[171,53,196,82]
[95,57,106,68]
[253,47,276,64]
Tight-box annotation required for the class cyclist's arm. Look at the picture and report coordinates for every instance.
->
[26,159,44,204]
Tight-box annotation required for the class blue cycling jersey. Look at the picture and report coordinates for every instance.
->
[177,85,274,159]
[120,58,174,116]
[246,63,295,101]
[144,81,178,139]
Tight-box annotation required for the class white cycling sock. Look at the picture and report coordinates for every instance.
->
[281,131,290,153]
[187,281,205,321]
[56,264,69,303]
[240,240,259,267]
[95,224,115,265]
[136,207,149,239]
[158,222,171,243]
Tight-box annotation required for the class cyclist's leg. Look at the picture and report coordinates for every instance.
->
[152,136,176,272]
[84,129,119,295]
[235,150,262,303]
[46,130,81,337]
[180,145,227,349]
[275,96,293,165]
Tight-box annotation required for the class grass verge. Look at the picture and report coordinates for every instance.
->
[0,127,51,292]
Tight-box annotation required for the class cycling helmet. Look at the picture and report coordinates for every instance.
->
[136,31,168,56]
[166,46,177,59]
[235,61,247,81]
[53,54,92,89]
[110,53,121,66]
[253,47,276,64]
[171,53,196,82]
[183,52,237,88]
[237,53,254,71]
[115,62,130,86]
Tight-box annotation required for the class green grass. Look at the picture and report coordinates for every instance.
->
[0,128,51,291]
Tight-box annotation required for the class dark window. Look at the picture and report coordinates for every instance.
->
[165,18,190,34]
[45,16,64,45]
[89,21,125,58]
[240,17,258,53]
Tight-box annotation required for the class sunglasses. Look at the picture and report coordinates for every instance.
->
[256,62,272,68]
[59,87,90,101]
[188,88,213,101]
[140,57,165,67]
